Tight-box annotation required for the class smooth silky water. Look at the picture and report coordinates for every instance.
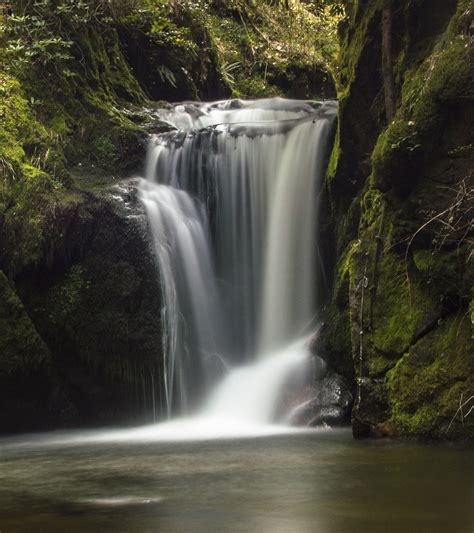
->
[2,99,472,531]
[0,429,472,532]
[139,98,337,416]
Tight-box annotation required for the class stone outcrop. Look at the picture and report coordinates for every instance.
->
[0,181,163,432]
[319,0,473,440]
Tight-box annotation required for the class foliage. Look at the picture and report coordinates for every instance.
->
[203,0,341,97]
[3,1,113,71]
[305,0,346,17]
[0,0,342,275]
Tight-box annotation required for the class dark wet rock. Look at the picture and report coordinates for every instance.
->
[1,179,164,433]
[321,0,473,440]
[288,373,353,427]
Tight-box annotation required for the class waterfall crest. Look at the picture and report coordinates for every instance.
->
[139,97,336,423]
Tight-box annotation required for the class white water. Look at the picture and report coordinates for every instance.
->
[37,340,314,446]
[137,97,336,437]
[140,182,225,414]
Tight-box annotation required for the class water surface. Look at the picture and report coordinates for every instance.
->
[0,428,472,532]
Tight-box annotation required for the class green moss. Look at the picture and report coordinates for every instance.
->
[326,122,341,183]
[205,2,337,98]
[355,191,434,357]
[0,271,50,376]
[0,16,151,277]
[366,355,393,377]
[94,135,120,168]
[359,188,383,229]
[337,1,381,94]
[371,1,472,194]
[371,253,427,355]
[387,313,473,438]
[1,157,72,275]
[371,118,422,192]
[339,239,361,284]
[318,238,359,379]
[48,265,91,322]
[326,2,385,195]
[330,0,473,439]
[0,74,48,181]
[32,239,158,385]
[413,247,469,299]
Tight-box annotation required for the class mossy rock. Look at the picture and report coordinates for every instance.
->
[327,1,385,198]
[371,1,473,196]
[0,270,50,375]
[371,252,432,356]
[0,270,58,432]
[15,181,164,428]
[327,0,473,441]
[387,313,474,439]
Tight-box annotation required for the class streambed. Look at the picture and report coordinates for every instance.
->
[0,428,472,532]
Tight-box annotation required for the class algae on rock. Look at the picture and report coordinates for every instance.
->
[322,0,473,440]
[0,270,55,431]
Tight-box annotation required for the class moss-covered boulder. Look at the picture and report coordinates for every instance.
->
[323,0,473,440]
[0,270,54,432]
[0,180,164,433]
[387,314,473,439]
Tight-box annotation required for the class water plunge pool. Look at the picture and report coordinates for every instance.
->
[0,428,472,532]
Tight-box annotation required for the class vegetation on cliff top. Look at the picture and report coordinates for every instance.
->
[0,0,339,277]
[204,0,340,97]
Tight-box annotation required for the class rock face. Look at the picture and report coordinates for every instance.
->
[0,271,53,431]
[287,330,353,428]
[0,181,163,433]
[288,373,353,427]
[321,0,473,439]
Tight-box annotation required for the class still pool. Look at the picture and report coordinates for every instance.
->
[0,428,472,532]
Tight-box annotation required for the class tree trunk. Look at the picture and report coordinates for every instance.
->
[382,1,396,122]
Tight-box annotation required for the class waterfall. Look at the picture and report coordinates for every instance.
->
[139,182,225,415]
[139,97,336,425]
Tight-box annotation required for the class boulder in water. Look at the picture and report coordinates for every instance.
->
[287,373,353,427]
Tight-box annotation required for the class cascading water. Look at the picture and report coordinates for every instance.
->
[139,97,337,432]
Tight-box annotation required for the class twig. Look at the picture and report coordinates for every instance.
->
[404,179,472,302]
[448,393,474,431]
